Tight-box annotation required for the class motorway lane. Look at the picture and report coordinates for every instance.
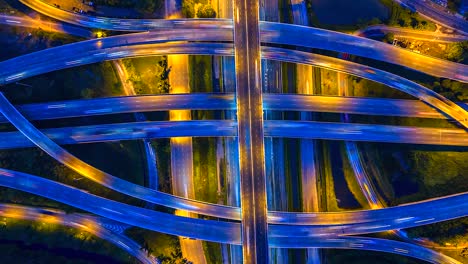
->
[162,0,206,259]
[260,0,289,261]
[1,165,465,231]
[0,168,240,243]
[0,14,93,38]
[337,68,381,208]
[270,236,460,264]
[0,95,467,230]
[232,0,269,260]
[217,2,240,260]
[0,89,468,227]
[9,4,468,82]
[167,52,207,263]
[0,203,156,264]
[0,92,242,220]
[0,119,467,148]
[5,1,466,260]
[0,167,464,264]
[3,94,463,124]
[1,40,467,130]
[290,1,321,262]
[260,46,468,129]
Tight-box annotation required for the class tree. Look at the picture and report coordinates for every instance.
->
[445,42,464,62]
[156,58,171,93]
[196,4,216,18]
[383,33,395,44]
[80,88,95,98]
[398,16,411,27]
[368,17,381,25]
[182,0,196,18]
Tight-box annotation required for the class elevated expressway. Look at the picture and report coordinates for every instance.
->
[1,94,466,123]
[232,0,269,259]
[0,88,467,228]
[1,40,468,128]
[0,167,463,264]
[0,14,93,38]
[13,0,468,82]
[0,35,468,219]
[0,16,466,229]
[1,2,467,263]
[0,119,468,147]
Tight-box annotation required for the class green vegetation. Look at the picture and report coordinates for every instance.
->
[0,26,122,103]
[0,142,146,208]
[380,0,436,30]
[407,218,468,246]
[203,242,223,264]
[340,144,371,210]
[358,143,468,204]
[122,56,171,94]
[357,144,468,249]
[429,78,468,102]
[196,4,216,18]
[281,62,297,93]
[189,55,223,263]
[0,26,80,61]
[406,150,468,195]
[357,144,395,202]
[440,248,468,264]
[0,218,134,263]
[189,56,220,204]
[182,0,216,18]
[319,69,338,95]
[125,227,188,263]
[4,61,123,103]
[28,28,82,48]
[383,32,395,44]
[320,142,341,212]
[189,56,214,92]
[444,41,468,63]
[151,139,172,193]
[348,76,414,99]
[304,0,433,31]
[192,138,219,204]
[390,38,467,64]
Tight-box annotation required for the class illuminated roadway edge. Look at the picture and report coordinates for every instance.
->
[0,203,156,264]
[18,0,468,82]
[1,41,468,128]
[0,7,466,263]
[0,120,467,147]
[0,39,467,223]
[0,90,467,228]
[0,167,462,264]
[1,93,468,122]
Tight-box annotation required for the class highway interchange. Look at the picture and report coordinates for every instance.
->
[0,166,463,264]
[0,0,467,263]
